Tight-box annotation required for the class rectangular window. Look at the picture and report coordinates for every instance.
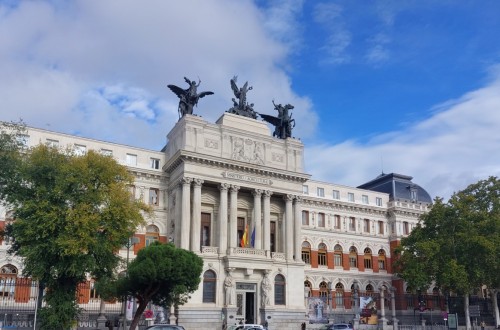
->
[317,187,324,197]
[149,188,159,205]
[274,282,285,305]
[334,254,342,266]
[348,192,355,202]
[301,250,311,264]
[317,213,325,228]
[378,221,384,235]
[270,221,276,253]
[364,257,372,269]
[378,259,386,270]
[126,153,137,166]
[74,144,86,156]
[362,195,369,204]
[200,213,211,248]
[334,215,341,229]
[150,158,160,169]
[332,190,340,199]
[403,222,409,235]
[318,251,327,266]
[349,217,356,231]
[302,211,309,226]
[349,255,357,267]
[46,139,59,148]
[237,217,245,246]
[364,219,370,233]
[100,148,113,156]
[376,197,383,206]
[302,185,309,195]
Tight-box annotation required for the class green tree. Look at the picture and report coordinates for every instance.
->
[394,176,500,329]
[113,242,203,330]
[0,134,148,330]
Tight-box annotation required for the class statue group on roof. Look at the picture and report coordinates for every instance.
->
[167,75,295,139]
[167,77,214,119]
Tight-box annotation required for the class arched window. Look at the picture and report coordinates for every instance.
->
[319,281,328,298]
[334,244,343,267]
[378,249,386,270]
[335,282,344,307]
[304,281,312,298]
[349,246,357,268]
[364,248,372,269]
[202,270,216,303]
[274,274,286,305]
[302,241,311,264]
[145,225,159,247]
[432,287,440,308]
[318,243,327,266]
[405,287,414,308]
[366,284,374,297]
[0,264,18,298]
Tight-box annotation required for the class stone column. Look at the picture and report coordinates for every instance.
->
[229,185,240,248]
[284,194,294,261]
[190,179,203,251]
[180,177,192,250]
[252,189,263,249]
[262,190,272,252]
[174,184,182,247]
[293,196,302,261]
[219,183,229,254]
[390,287,398,330]
[378,286,388,328]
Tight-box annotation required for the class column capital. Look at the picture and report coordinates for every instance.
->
[181,177,193,185]
[193,178,204,186]
[230,185,240,193]
[263,190,273,198]
[294,196,302,204]
[219,183,230,191]
[284,194,294,202]
[252,189,263,197]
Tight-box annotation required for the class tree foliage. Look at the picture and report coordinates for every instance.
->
[0,125,148,329]
[113,242,203,330]
[394,176,500,295]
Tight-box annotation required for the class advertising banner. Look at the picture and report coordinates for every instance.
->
[360,296,378,325]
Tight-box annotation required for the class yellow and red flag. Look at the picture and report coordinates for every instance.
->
[240,224,249,247]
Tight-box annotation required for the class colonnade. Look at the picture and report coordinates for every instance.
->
[174,177,303,261]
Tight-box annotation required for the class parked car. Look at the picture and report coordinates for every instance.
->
[227,324,265,330]
[327,323,354,330]
[146,325,186,330]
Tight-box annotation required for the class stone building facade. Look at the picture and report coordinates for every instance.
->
[0,113,433,330]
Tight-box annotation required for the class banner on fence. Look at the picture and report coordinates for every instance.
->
[360,296,378,325]
[126,297,134,320]
[307,297,328,324]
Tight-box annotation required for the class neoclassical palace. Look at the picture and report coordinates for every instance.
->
[0,113,433,329]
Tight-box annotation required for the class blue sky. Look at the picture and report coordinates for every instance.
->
[1,0,499,200]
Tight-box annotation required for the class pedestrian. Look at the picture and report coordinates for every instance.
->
[301,321,306,330]
[105,319,114,330]
[481,321,485,330]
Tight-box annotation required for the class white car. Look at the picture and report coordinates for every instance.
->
[227,324,265,330]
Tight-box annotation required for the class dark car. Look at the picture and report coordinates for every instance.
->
[146,325,185,330]
[327,323,354,330]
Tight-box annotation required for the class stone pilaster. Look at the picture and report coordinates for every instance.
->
[293,196,302,262]
[284,194,294,260]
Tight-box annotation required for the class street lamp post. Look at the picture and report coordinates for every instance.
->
[122,237,140,330]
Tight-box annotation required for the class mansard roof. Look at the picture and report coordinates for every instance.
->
[357,172,432,204]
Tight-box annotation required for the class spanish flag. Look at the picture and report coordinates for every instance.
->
[240,224,249,247]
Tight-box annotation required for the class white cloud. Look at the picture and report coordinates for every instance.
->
[0,0,316,149]
[305,67,500,200]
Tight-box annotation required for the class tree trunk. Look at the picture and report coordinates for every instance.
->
[491,289,500,328]
[464,293,471,330]
[129,300,148,330]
